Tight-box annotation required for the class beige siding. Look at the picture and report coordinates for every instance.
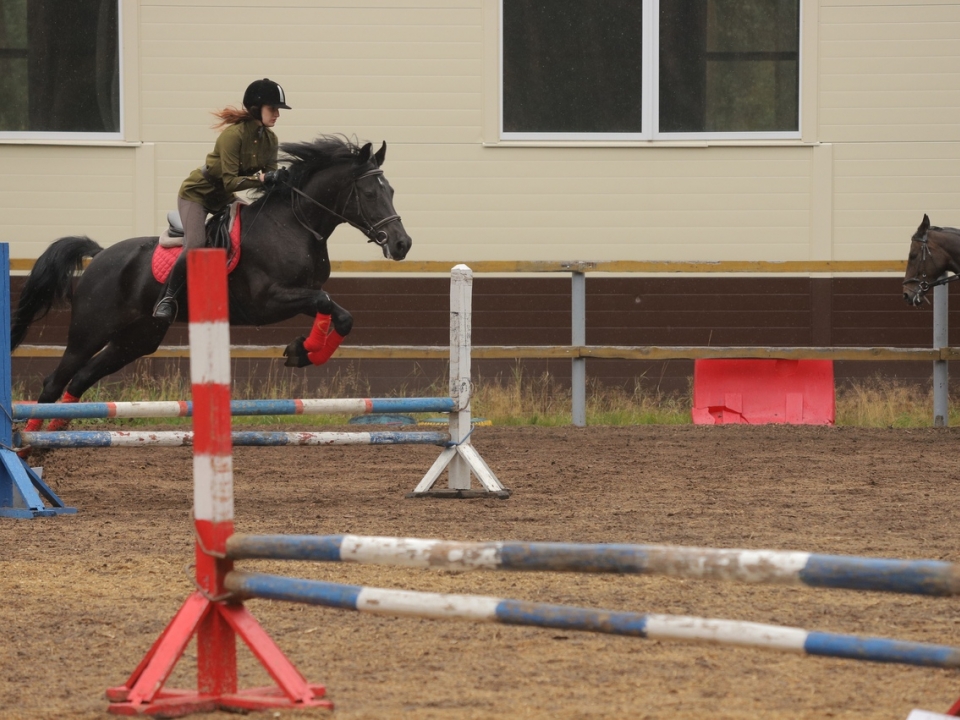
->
[0,145,137,258]
[833,141,960,259]
[3,0,960,268]
[138,4,483,145]
[820,3,960,143]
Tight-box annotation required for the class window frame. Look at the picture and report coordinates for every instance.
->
[0,0,125,142]
[498,0,803,143]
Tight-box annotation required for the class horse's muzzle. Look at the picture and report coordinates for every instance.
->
[386,233,411,261]
[903,290,928,307]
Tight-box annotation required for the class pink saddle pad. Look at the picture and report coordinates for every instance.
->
[152,205,243,283]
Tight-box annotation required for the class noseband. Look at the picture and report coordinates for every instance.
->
[287,168,402,247]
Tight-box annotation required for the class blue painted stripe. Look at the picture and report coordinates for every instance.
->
[804,632,960,668]
[369,398,456,414]
[226,572,362,610]
[495,599,650,637]
[226,534,345,561]
[800,555,960,596]
[499,542,651,573]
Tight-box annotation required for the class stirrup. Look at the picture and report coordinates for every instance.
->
[153,295,178,321]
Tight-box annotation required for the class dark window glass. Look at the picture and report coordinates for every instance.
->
[659,0,799,133]
[0,0,119,133]
[503,0,644,133]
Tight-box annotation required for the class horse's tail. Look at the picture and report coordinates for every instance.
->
[11,236,104,350]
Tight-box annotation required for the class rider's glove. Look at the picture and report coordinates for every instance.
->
[262,167,290,187]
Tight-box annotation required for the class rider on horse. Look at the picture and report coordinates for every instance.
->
[153,78,292,322]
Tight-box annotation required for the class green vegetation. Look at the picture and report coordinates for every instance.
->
[13,364,957,428]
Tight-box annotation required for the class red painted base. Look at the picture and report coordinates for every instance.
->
[106,591,332,717]
[947,695,960,716]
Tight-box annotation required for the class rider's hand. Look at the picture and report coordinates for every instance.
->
[262,167,290,188]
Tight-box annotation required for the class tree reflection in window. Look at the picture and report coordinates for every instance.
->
[0,0,119,133]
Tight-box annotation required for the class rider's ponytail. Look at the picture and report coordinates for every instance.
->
[211,105,256,130]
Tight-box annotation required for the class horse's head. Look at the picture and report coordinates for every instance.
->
[277,136,412,261]
[903,214,956,306]
[350,141,411,260]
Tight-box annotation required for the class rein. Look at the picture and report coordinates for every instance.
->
[286,168,401,247]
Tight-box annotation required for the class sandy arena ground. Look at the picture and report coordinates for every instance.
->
[1,424,959,720]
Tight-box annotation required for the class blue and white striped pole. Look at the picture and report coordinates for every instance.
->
[223,534,960,597]
[13,397,456,420]
[223,571,960,670]
[19,430,449,448]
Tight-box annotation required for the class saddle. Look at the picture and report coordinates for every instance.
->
[152,201,244,283]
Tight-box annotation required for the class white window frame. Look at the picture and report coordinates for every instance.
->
[499,0,802,143]
[0,0,124,141]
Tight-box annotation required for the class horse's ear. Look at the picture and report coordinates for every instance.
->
[374,141,387,167]
[920,214,931,233]
[357,142,373,164]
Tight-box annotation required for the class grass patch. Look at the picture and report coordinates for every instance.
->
[13,364,956,428]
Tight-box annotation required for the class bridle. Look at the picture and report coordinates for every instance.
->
[286,168,402,248]
[902,232,960,298]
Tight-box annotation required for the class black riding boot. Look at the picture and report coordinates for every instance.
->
[152,252,188,322]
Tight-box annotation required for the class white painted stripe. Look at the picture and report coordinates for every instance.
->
[906,710,957,720]
[188,321,231,385]
[650,547,811,583]
[113,401,188,418]
[341,535,500,570]
[298,399,369,414]
[357,587,500,621]
[643,615,808,652]
[192,453,234,522]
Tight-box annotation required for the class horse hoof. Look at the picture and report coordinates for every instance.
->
[283,337,312,368]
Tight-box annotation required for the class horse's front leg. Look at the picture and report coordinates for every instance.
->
[283,290,353,368]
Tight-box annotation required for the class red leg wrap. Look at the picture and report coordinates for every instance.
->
[46,391,81,432]
[307,331,345,366]
[302,313,332,353]
[23,418,43,433]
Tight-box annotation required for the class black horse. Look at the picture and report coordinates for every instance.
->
[903,213,960,306]
[11,135,411,413]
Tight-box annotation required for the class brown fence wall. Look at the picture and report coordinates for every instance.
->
[10,275,945,397]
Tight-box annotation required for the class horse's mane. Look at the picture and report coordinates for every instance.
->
[251,134,366,205]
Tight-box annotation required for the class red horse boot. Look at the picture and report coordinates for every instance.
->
[46,391,81,432]
[306,329,345,366]
[283,313,333,368]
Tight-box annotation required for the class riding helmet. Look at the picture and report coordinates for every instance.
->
[243,78,292,112]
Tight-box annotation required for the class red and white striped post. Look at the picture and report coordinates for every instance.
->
[107,249,331,717]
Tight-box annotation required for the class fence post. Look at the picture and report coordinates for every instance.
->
[933,279,949,427]
[572,271,586,427]
[0,242,75,518]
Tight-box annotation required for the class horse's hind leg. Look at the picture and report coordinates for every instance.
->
[42,326,166,431]
[21,341,109,434]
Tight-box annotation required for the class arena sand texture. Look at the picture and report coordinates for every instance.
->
[1,424,959,720]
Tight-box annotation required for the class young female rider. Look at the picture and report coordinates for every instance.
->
[153,78,292,321]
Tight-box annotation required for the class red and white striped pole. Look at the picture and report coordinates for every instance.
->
[188,249,237,695]
[107,248,330,716]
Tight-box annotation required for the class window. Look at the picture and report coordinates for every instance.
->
[501,0,800,140]
[0,0,121,137]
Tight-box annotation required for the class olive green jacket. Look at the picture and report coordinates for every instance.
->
[179,119,279,213]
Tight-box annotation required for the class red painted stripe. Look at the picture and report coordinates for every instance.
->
[364,398,373,413]
[108,402,118,418]
[295,399,304,415]
[179,400,190,417]
[187,249,229,324]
